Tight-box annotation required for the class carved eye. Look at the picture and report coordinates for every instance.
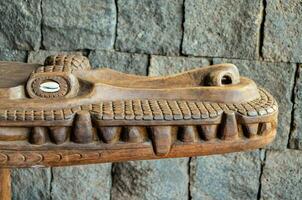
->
[39,81,60,93]
[27,73,79,99]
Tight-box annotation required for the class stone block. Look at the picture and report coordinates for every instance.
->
[261,150,302,199]
[183,0,263,59]
[51,164,112,200]
[111,159,188,200]
[115,0,183,55]
[12,168,51,200]
[0,50,27,62]
[149,55,210,76]
[42,0,116,50]
[89,50,148,75]
[190,151,261,200]
[263,0,302,62]
[0,1,41,50]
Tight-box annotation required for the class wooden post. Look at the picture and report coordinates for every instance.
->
[0,169,11,200]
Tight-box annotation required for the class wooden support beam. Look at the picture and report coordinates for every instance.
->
[0,169,11,200]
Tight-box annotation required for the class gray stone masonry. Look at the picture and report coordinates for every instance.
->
[262,0,302,63]
[183,0,263,59]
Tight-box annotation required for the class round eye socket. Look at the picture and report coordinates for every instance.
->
[39,81,61,93]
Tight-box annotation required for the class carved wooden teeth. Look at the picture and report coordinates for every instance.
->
[242,123,272,137]
[73,111,93,144]
[259,122,272,136]
[179,126,198,142]
[124,126,147,143]
[30,127,48,145]
[99,127,122,144]
[244,123,259,138]
[49,127,68,144]
[150,126,177,156]
[221,111,238,140]
[200,125,218,141]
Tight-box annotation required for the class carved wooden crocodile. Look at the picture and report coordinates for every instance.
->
[0,55,278,167]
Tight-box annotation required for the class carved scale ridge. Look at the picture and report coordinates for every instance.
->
[0,88,276,122]
[0,54,278,167]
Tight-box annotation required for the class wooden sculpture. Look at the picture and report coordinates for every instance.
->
[0,54,278,199]
[0,55,278,169]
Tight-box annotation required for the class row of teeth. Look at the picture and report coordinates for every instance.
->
[20,112,273,156]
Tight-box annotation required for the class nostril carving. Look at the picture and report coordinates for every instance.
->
[221,75,232,85]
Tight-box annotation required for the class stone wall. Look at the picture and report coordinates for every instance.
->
[0,0,301,199]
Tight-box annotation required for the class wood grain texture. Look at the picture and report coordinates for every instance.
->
[0,54,278,168]
[0,169,11,200]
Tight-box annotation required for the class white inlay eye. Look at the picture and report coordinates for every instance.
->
[40,81,60,93]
